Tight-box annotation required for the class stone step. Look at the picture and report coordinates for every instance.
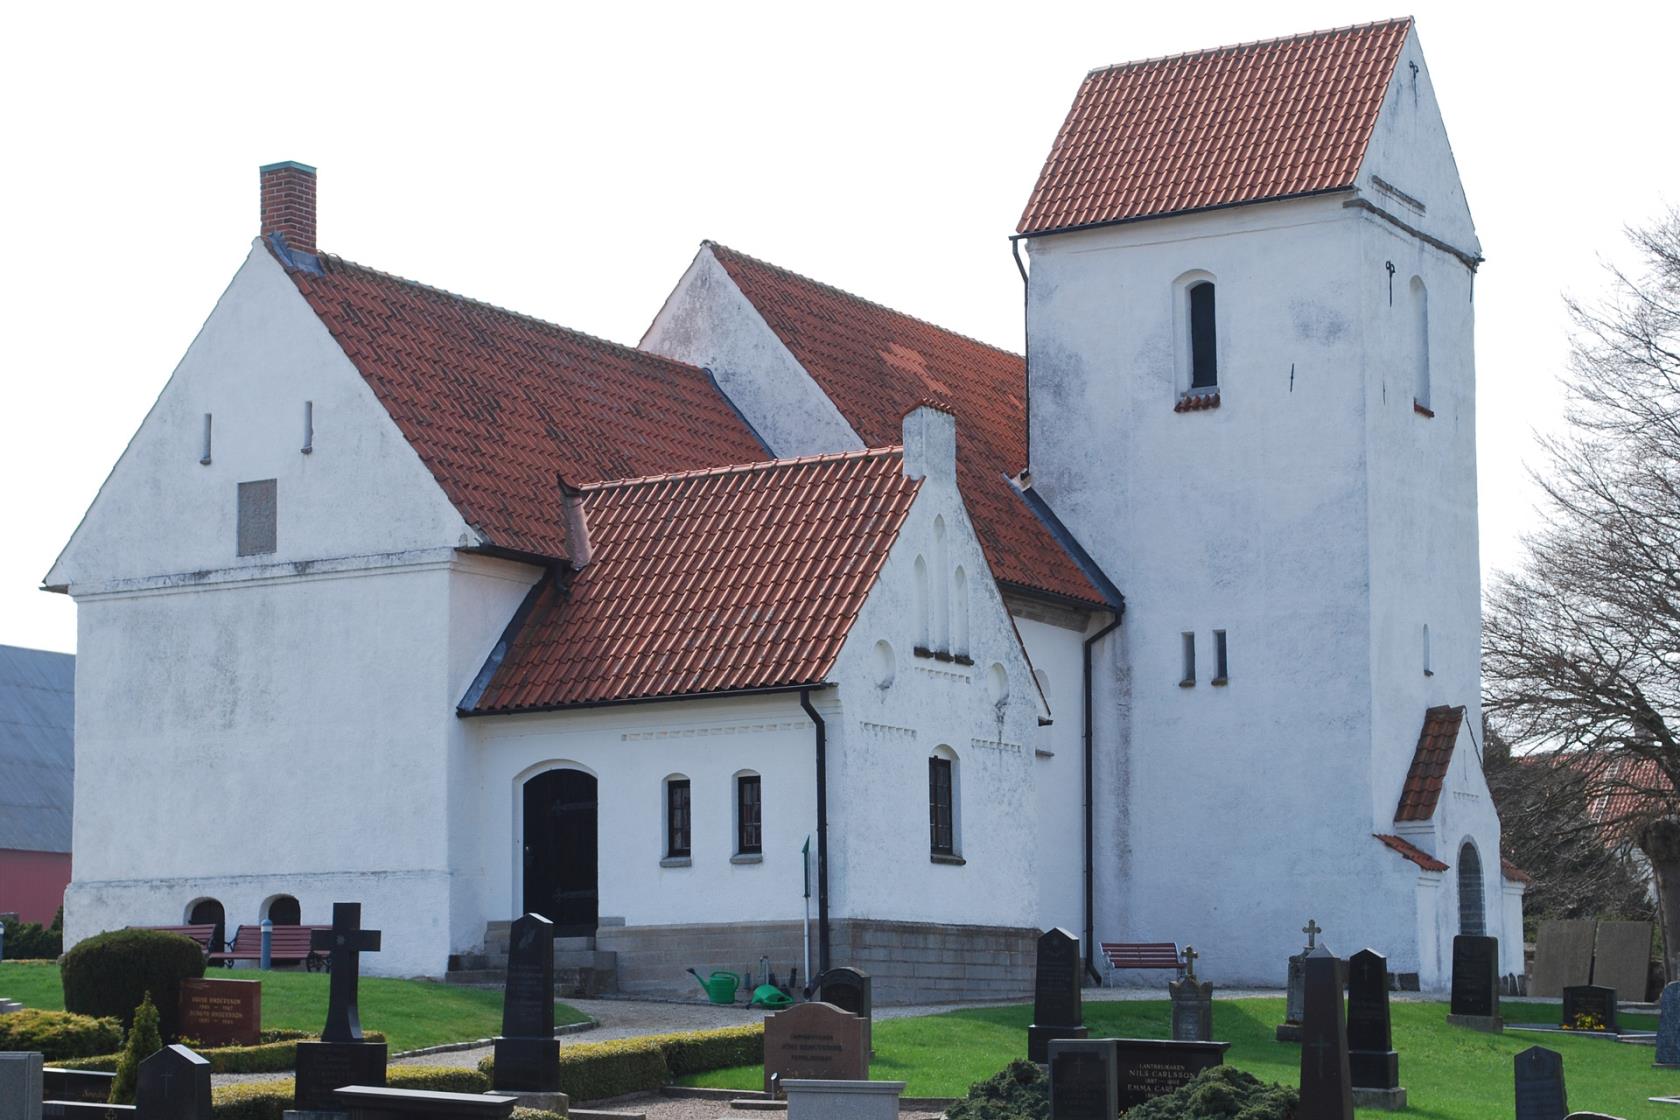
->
[554,936,596,952]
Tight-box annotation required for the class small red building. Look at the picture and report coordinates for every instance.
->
[0,644,74,927]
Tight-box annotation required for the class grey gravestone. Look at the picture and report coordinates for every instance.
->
[1168,946,1213,1042]
[1029,929,1087,1062]
[1299,950,1352,1120]
[1,1051,44,1120]
[1048,1039,1118,1120]
[492,913,559,1093]
[1514,1045,1567,1120]
[761,1002,867,1097]
[1560,985,1618,1033]
[1447,935,1502,1031]
[1277,918,1322,1042]
[1346,949,1404,1111]
[330,1085,516,1118]
[1656,981,1680,1068]
[816,967,873,1058]
[295,903,388,1112]
[136,1044,211,1120]
[1593,920,1652,1001]
[1113,1039,1229,1110]
[41,1070,113,1103]
[1531,920,1597,998]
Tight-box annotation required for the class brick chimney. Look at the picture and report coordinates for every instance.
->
[259,161,317,254]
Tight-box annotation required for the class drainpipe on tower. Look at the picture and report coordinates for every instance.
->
[800,688,832,976]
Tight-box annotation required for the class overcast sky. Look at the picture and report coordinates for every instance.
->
[3,1,1675,654]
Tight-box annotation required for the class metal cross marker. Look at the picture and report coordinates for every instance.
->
[1302,919,1321,949]
[311,902,382,1043]
[1182,945,1199,980]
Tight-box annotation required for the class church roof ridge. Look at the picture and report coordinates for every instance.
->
[1083,16,1411,77]
[579,444,904,493]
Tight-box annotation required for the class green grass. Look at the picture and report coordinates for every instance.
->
[681,997,1675,1118]
[0,962,589,1053]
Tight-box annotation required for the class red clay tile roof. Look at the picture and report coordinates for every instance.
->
[1500,857,1533,886]
[705,244,1105,606]
[465,448,921,712]
[1017,18,1411,236]
[1374,833,1449,873]
[1395,705,1465,822]
[281,249,767,561]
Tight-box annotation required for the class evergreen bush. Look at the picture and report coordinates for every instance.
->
[2,907,65,959]
[0,1007,123,1061]
[1124,1066,1297,1120]
[109,992,163,1104]
[945,1060,1049,1120]
[61,928,205,1039]
[475,1022,761,1101]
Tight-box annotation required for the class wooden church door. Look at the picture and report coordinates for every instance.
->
[523,768,599,937]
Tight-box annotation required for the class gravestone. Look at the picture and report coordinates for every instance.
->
[1276,918,1322,1043]
[179,977,261,1047]
[1514,1045,1567,1120]
[762,1002,866,1097]
[295,903,388,1112]
[42,1104,135,1118]
[1656,981,1680,1068]
[1346,949,1405,1111]
[1112,1039,1230,1110]
[1299,949,1352,1120]
[1,1051,44,1120]
[1560,985,1618,1033]
[1029,929,1087,1062]
[41,1069,113,1103]
[1447,935,1503,1032]
[1168,946,1213,1043]
[136,1044,211,1120]
[1047,1039,1118,1120]
[1593,920,1652,1001]
[1531,920,1597,998]
[782,1079,904,1120]
[331,1085,516,1119]
[816,967,873,1059]
[492,913,559,1092]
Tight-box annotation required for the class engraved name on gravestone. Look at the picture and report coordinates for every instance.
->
[136,1044,211,1120]
[1657,981,1680,1068]
[816,967,873,1058]
[1112,1040,1230,1110]
[1560,985,1618,1033]
[1048,1039,1118,1120]
[1299,949,1352,1120]
[1513,1045,1567,1120]
[762,1002,866,1097]
[1029,929,1087,1062]
[1,1051,45,1120]
[493,913,560,1093]
[294,903,388,1112]
[1447,935,1502,1031]
[179,978,262,1047]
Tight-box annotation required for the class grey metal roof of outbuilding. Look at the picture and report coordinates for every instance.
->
[0,644,74,853]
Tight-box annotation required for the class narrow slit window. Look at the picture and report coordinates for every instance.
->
[237,479,278,557]
[666,778,691,858]
[736,775,762,855]
[1411,277,1430,411]
[1189,282,1218,389]
[302,401,314,454]
[1423,624,1434,677]
[1213,630,1229,683]
[929,756,954,856]
[1180,632,1196,686]
[200,413,213,465]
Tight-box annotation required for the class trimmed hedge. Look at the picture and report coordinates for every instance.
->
[55,1031,385,1074]
[0,1008,124,1061]
[61,928,206,1039]
[209,1066,505,1120]
[2,906,64,959]
[477,1022,765,1102]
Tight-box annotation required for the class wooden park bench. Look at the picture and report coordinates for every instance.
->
[128,923,225,955]
[208,924,331,971]
[1100,941,1186,982]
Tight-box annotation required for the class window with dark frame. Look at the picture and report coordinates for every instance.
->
[1213,629,1229,684]
[736,775,762,855]
[666,779,691,858]
[1180,632,1196,686]
[929,756,954,855]
[1189,281,1218,389]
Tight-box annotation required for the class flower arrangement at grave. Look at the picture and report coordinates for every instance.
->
[1561,1010,1606,1032]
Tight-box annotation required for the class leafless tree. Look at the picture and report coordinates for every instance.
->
[1484,208,1680,973]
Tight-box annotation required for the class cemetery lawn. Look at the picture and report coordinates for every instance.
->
[681,997,1670,1118]
[0,962,589,1053]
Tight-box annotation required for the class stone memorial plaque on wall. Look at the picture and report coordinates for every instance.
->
[179,978,262,1047]
[762,1002,866,1096]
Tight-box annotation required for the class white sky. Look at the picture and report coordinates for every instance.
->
[2,1,1675,655]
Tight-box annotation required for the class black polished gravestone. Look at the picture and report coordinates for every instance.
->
[1514,1046,1568,1120]
[492,913,560,1092]
[1029,929,1088,1062]
[333,1084,517,1120]
[816,966,874,1058]
[1299,950,1353,1120]
[295,903,389,1112]
[1346,949,1405,1111]
[136,1044,211,1120]
[1047,1039,1118,1120]
[1447,935,1503,1032]
[1560,985,1619,1033]
[1113,1039,1230,1110]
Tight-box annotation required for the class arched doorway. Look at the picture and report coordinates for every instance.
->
[1457,841,1485,936]
[523,768,598,937]
[265,895,301,925]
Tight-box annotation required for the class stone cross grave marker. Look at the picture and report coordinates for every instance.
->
[1346,949,1404,1111]
[1,1051,44,1120]
[494,912,560,1092]
[1513,1045,1567,1120]
[178,977,261,1047]
[1560,984,1618,1033]
[762,1001,866,1097]
[1048,1039,1118,1120]
[294,902,388,1112]
[1029,929,1088,1062]
[1277,918,1321,1042]
[816,966,873,1058]
[1530,920,1596,998]
[1299,949,1352,1120]
[136,1043,211,1120]
[1657,981,1680,1068]
[1112,1039,1230,1110]
[1168,946,1213,1043]
[1447,935,1502,1032]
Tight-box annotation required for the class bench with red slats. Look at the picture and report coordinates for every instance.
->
[128,924,225,955]
[1101,941,1185,978]
[208,924,331,971]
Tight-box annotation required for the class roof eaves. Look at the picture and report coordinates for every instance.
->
[1007,476,1124,612]
[1014,186,1358,241]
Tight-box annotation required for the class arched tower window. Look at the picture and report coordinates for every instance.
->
[1411,276,1430,411]
[913,555,930,652]
[1457,841,1485,936]
[952,566,969,658]
[1189,281,1218,389]
[928,746,961,858]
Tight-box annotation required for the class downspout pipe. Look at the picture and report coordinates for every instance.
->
[1082,613,1120,985]
[1011,238,1031,470]
[800,688,832,976]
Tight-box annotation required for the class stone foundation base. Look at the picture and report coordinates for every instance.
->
[1445,1013,1503,1033]
[1274,1023,1302,1042]
[1351,1087,1407,1110]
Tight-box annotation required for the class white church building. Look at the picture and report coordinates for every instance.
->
[48,17,1524,999]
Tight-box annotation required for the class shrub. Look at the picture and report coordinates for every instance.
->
[2,907,65,959]
[388,1065,489,1093]
[1125,1066,1298,1120]
[110,992,163,1104]
[62,929,206,1039]
[476,1022,760,1102]
[649,1023,763,1076]
[0,1007,124,1061]
[510,1111,566,1120]
[208,1066,492,1120]
[55,1031,386,1074]
[946,1060,1049,1120]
